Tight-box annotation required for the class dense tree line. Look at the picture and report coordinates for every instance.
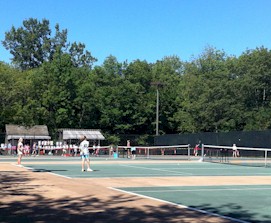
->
[1,18,271,144]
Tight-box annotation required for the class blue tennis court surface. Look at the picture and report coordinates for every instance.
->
[115,185,271,223]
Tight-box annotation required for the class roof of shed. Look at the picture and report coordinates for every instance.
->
[58,128,105,140]
[5,124,51,140]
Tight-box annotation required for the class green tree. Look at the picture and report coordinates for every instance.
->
[0,62,36,128]
[2,18,53,70]
[152,56,184,134]
[123,60,154,134]
[234,47,271,130]
[2,18,96,70]
[93,57,132,134]
[28,52,78,132]
[69,42,97,68]
[0,62,17,130]
[174,47,244,133]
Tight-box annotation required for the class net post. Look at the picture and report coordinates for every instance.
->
[147,147,150,159]
[201,144,205,161]
[188,144,190,160]
[265,149,267,168]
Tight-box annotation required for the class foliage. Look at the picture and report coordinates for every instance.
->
[1,19,271,139]
[2,18,96,70]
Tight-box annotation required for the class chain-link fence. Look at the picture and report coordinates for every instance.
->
[154,130,271,148]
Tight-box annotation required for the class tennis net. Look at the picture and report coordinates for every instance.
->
[117,144,191,160]
[202,144,271,167]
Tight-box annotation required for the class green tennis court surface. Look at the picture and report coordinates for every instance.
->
[115,185,271,223]
[20,162,271,178]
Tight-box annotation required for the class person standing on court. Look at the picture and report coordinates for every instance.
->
[7,141,12,155]
[79,136,92,172]
[126,140,131,158]
[131,147,136,159]
[31,142,38,156]
[17,137,24,166]
[232,143,239,157]
[194,144,200,156]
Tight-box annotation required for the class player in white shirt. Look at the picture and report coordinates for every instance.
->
[232,143,239,157]
[79,136,92,172]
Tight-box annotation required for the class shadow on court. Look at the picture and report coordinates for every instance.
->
[32,169,68,172]
[193,203,271,223]
[31,168,99,173]
[0,171,270,223]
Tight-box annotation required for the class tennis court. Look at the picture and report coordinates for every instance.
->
[20,160,271,178]
[1,155,271,223]
[114,185,271,223]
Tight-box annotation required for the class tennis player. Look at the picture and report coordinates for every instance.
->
[79,136,92,172]
[17,137,24,166]
[131,147,136,159]
[232,144,239,157]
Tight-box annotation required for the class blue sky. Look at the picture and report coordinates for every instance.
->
[1,0,271,65]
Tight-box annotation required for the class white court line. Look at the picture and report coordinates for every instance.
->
[11,163,25,168]
[125,187,271,193]
[118,164,271,176]
[71,173,192,178]
[106,173,271,177]
[109,187,250,223]
[46,172,72,179]
[119,164,193,175]
[160,167,267,170]
[196,173,271,176]
[106,173,192,176]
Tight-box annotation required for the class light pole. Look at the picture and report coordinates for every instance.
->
[151,81,163,135]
